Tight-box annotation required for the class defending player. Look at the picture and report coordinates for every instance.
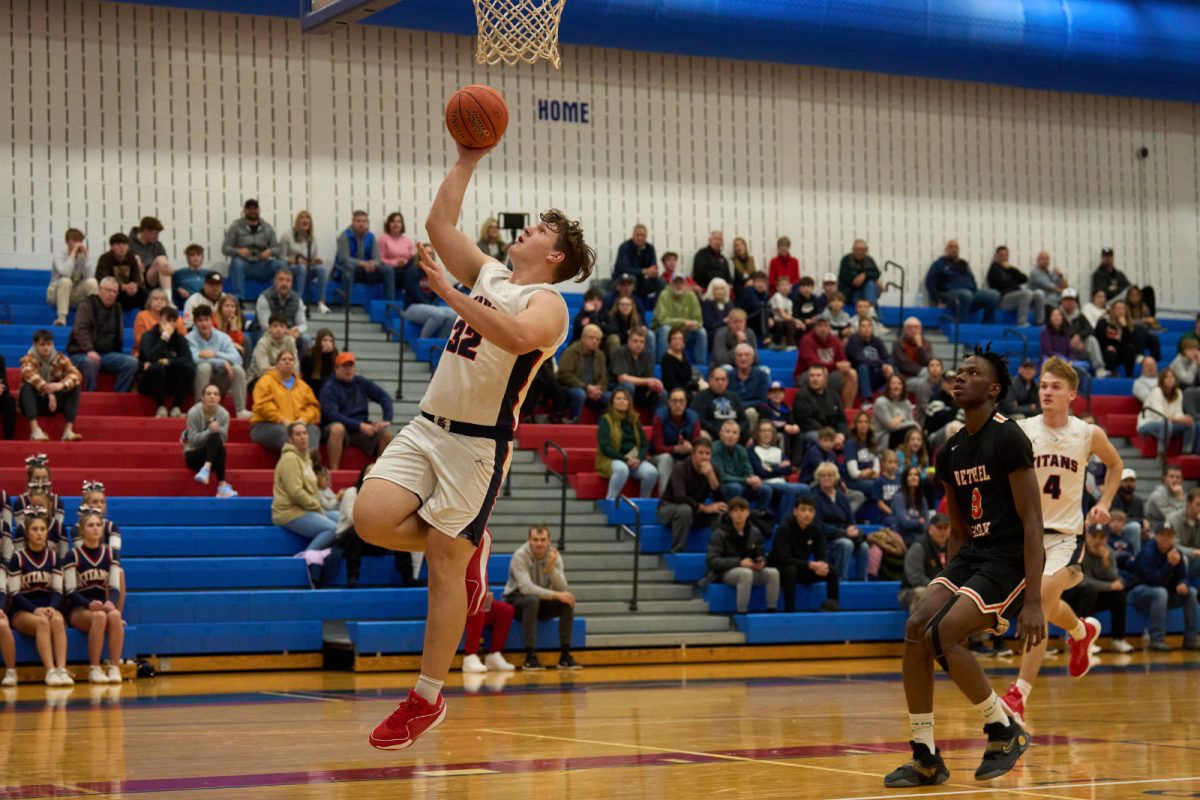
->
[885,348,1045,788]
[355,142,595,750]
[998,357,1124,727]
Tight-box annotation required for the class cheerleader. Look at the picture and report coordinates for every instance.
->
[12,455,64,528]
[13,488,68,561]
[63,509,123,684]
[8,507,72,686]
[0,550,16,686]
[74,482,122,556]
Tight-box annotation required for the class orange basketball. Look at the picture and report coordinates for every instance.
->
[445,84,509,149]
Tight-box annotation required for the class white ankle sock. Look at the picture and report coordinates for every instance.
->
[975,692,1010,727]
[909,713,935,749]
[1015,678,1033,700]
[414,674,444,704]
[1067,617,1087,641]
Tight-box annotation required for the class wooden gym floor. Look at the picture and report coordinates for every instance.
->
[2,651,1198,799]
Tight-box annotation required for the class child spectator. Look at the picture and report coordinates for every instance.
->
[706,497,779,614]
[313,464,340,514]
[877,450,902,523]
[767,236,799,287]
[798,426,839,486]
[760,381,790,432]
[8,507,71,686]
[64,508,124,684]
[183,384,238,498]
[461,593,516,674]
[19,330,83,443]
[768,276,799,347]
[248,314,300,385]
[137,306,195,419]
[750,419,808,518]
[768,496,840,612]
[818,292,852,339]
[595,389,657,501]
[847,298,890,338]
[792,276,821,333]
[174,244,208,306]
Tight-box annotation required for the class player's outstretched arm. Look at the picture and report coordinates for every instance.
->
[1010,465,1046,652]
[1087,426,1123,526]
[425,143,496,290]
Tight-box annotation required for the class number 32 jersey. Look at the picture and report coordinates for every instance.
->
[421,260,569,431]
[1018,414,1094,535]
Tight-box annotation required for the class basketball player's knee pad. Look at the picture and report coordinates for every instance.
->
[923,597,958,673]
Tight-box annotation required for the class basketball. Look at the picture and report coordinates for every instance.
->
[445,84,509,149]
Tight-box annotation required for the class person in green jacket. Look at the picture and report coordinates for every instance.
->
[837,239,881,306]
[595,389,657,500]
[654,274,707,363]
[712,419,774,512]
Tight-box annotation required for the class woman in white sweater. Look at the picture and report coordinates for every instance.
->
[1138,368,1196,455]
[871,374,919,451]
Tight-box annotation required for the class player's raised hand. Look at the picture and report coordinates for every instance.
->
[456,141,496,165]
[416,242,453,299]
[1016,603,1046,653]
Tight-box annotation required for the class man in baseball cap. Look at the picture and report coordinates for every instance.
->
[181,270,226,330]
[224,198,288,298]
[319,350,395,470]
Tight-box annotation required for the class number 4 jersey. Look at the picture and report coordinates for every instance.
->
[1018,414,1093,536]
[935,412,1035,557]
[420,260,569,431]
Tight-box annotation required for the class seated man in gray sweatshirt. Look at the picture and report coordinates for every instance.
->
[503,525,581,672]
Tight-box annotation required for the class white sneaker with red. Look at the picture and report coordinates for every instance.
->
[465,528,492,617]
[1068,616,1102,678]
[368,690,447,750]
[998,682,1027,729]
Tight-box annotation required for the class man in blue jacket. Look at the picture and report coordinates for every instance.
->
[924,239,1000,323]
[1125,523,1200,651]
[320,351,395,470]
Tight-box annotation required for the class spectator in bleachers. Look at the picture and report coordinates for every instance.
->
[837,239,882,306]
[650,389,700,495]
[638,263,666,310]
[613,223,657,292]
[713,419,773,511]
[280,211,330,315]
[313,464,340,518]
[1170,339,1200,389]
[461,592,517,674]
[1059,288,1109,377]
[19,330,82,443]
[379,212,416,291]
[768,496,840,612]
[924,238,999,323]
[1062,524,1133,653]
[768,236,799,287]
[64,507,123,684]
[760,380,790,433]
[1041,307,1072,362]
[8,507,71,686]
[872,374,918,451]
[251,350,322,455]
[847,298,890,338]
[897,427,932,485]
[730,237,756,292]
[66,277,138,394]
[845,318,893,401]
[606,290,646,357]
[1133,356,1159,403]
[1126,286,1160,331]
[0,354,13,440]
[738,271,770,343]
[1113,469,1149,554]
[503,525,581,671]
[272,422,339,551]
[701,278,734,343]
[1168,489,1200,584]
[750,419,807,517]
[768,276,799,347]
[797,426,839,486]
[132,289,187,358]
[693,230,731,291]
[1001,358,1040,419]
[182,271,225,330]
[844,411,880,497]
[788,365,847,455]
[402,259,458,341]
[570,288,608,343]
[319,352,394,470]
[877,448,901,511]
[610,327,662,412]
[1138,369,1195,456]
[986,245,1044,326]
[187,305,251,420]
[819,292,853,340]
[95,233,147,313]
[477,217,510,262]
[557,323,610,423]
[660,326,697,398]
[523,360,567,424]
[1147,465,1187,526]
[183,384,237,497]
[707,497,779,614]
[247,314,299,385]
[596,389,657,501]
[657,438,725,553]
[223,199,288,298]
[214,293,246,361]
[796,316,858,409]
[173,244,208,306]
[891,466,929,543]
[128,216,174,299]
[335,210,392,302]
[300,328,338,400]
[1179,313,1200,355]
[255,268,309,353]
[911,356,945,411]
[137,306,194,419]
[655,273,706,362]
[898,514,950,612]
[813,461,867,582]
[1028,251,1068,308]
[1095,300,1143,377]
[1092,247,1155,312]
[1082,288,1107,329]
[48,228,97,327]
[892,317,933,396]
[691,367,746,441]
[794,276,823,333]
[1127,523,1199,651]
[725,343,768,430]
[816,273,838,314]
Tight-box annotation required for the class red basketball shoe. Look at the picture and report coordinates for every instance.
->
[465,527,492,617]
[998,683,1026,729]
[1068,616,1102,678]
[368,690,447,750]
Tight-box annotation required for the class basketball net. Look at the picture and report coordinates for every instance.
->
[474,0,566,68]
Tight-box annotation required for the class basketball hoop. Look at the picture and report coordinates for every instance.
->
[474,0,567,68]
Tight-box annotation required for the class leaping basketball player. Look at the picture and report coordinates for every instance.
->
[997,356,1124,729]
[355,141,594,751]
[885,347,1044,788]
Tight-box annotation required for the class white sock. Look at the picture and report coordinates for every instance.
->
[975,692,1010,727]
[1067,617,1087,641]
[414,674,444,704]
[909,713,935,749]
[1015,678,1033,700]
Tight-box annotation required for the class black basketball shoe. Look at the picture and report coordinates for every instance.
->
[883,741,950,788]
[975,720,1031,780]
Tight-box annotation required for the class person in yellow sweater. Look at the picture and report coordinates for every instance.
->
[250,351,322,454]
[272,422,338,550]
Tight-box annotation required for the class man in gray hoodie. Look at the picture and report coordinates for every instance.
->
[503,525,580,671]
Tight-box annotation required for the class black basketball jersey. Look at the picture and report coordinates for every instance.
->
[935,412,1034,557]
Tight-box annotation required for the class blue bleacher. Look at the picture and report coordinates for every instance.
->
[703,581,902,613]
[16,628,140,664]
[124,588,430,624]
[133,621,324,655]
[736,610,908,643]
[346,617,587,655]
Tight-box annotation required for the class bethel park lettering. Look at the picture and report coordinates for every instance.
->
[537,99,590,124]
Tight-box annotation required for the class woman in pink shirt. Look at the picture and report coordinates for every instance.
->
[379,213,416,291]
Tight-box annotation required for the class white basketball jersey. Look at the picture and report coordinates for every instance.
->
[421,261,568,431]
[1018,415,1094,535]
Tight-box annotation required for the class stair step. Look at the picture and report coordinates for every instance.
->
[577,599,710,615]
[585,631,746,648]
[570,584,694,602]
[583,614,732,634]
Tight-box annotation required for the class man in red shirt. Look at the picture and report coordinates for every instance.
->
[795,316,859,408]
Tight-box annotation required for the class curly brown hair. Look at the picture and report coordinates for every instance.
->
[542,209,595,284]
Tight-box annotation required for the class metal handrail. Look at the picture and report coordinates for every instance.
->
[542,440,569,552]
[1139,406,1171,473]
[614,494,642,611]
[938,295,965,364]
[382,302,407,401]
[1000,329,1029,362]
[884,260,906,321]
[332,286,351,347]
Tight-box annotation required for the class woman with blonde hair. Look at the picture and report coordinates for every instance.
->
[214,293,246,358]
[730,237,755,291]
[476,217,509,261]
[280,210,330,314]
[701,278,734,341]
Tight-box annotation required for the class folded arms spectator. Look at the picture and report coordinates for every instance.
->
[224,199,289,298]
[319,352,394,470]
[20,330,83,443]
[137,306,195,418]
[251,350,322,454]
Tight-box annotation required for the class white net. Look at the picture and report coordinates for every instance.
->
[474,0,567,68]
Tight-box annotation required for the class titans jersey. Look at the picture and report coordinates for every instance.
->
[12,492,63,527]
[12,518,68,560]
[420,261,568,431]
[71,519,122,557]
[64,544,122,607]
[1019,415,1094,536]
[8,548,62,611]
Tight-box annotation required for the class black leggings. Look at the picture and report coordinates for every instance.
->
[0,389,14,439]
[1063,583,1127,639]
[19,383,80,423]
[774,560,840,612]
[184,436,226,482]
[139,362,195,408]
